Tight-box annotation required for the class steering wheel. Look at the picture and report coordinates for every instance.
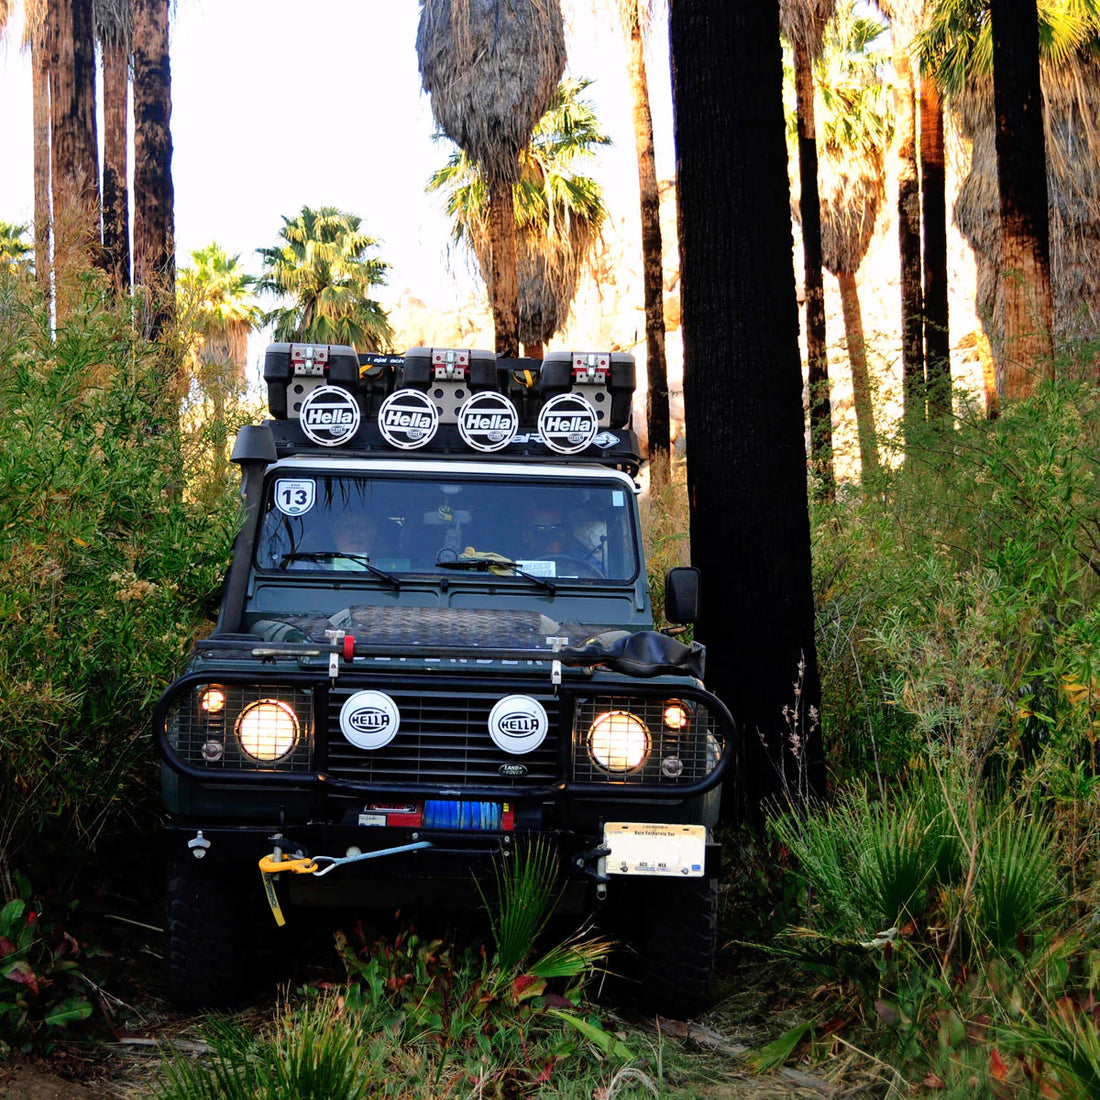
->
[545,554,604,578]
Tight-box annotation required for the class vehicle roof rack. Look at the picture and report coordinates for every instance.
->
[258,343,642,475]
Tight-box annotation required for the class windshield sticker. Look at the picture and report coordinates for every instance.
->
[274,479,316,516]
[516,559,556,577]
[379,389,440,450]
[298,385,361,447]
[457,391,519,452]
[612,490,625,507]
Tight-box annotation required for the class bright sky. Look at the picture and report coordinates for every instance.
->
[0,1,675,319]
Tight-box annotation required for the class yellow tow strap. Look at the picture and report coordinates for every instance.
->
[258,854,318,927]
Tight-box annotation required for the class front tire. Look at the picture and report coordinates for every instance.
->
[164,859,248,1010]
[609,876,718,1019]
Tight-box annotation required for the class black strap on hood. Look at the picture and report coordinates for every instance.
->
[563,630,705,679]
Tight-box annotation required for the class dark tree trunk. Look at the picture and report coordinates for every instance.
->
[794,38,834,501]
[837,270,880,481]
[132,0,175,338]
[895,51,925,439]
[991,0,1054,398]
[102,40,131,295]
[487,174,520,358]
[624,0,671,490]
[31,33,51,300]
[49,0,102,313]
[921,79,951,420]
[669,0,824,814]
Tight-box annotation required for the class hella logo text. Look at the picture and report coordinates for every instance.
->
[499,713,541,735]
[348,708,390,732]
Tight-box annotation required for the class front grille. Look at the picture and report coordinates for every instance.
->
[326,687,561,787]
[572,695,723,785]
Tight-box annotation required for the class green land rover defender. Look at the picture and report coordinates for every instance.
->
[155,343,735,1017]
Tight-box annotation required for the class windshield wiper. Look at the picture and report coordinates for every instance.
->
[435,555,557,593]
[279,552,401,590]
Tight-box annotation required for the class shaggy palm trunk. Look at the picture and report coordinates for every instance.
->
[101,39,130,295]
[31,34,51,299]
[921,80,951,420]
[670,0,824,814]
[895,52,925,439]
[991,0,1053,399]
[132,0,174,339]
[50,0,102,315]
[624,0,671,489]
[794,38,834,501]
[522,340,544,359]
[488,174,520,358]
[837,270,880,479]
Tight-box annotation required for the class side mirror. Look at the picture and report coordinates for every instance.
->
[664,566,701,624]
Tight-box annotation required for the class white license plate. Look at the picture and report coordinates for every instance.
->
[602,822,707,878]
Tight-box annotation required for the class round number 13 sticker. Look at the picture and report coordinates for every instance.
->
[274,479,316,516]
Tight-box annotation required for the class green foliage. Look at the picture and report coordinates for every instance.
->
[0,872,92,1054]
[0,222,33,274]
[0,273,239,871]
[257,206,394,352]
[152,997,383,1100]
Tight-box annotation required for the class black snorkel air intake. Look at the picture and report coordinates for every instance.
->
[214,424,277,634]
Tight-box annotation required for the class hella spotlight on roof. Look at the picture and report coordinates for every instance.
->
[458,391,520,452]
[538,392,600,454]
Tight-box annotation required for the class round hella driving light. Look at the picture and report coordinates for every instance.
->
[235,699,299,762]
[587,711,650,773]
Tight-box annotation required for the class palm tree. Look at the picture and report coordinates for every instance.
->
[179,244,262,480]
[427,77,609,359]
[782,0,837,501]
[615,0,672,488]
[875,0,925,438]
[178,243,262,389]
[991,0,1054,396]
[132,0,174,337]
[96,0,132,295]
[257,206,395,352]
[816,2,893,481]
[921,0,1097,402]
[0,222,34,273]
[26,0,51,299]
[417,0,566,358]
[50,0,102,314]
[670,0,823,813]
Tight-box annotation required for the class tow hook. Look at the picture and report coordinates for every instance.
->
[572,844,611,886]
[187,830,211,859]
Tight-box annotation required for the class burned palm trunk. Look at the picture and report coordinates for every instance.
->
[670,0,824,813]
[794,38,834,500]
[132,0,174,338]
[895,51,925,438]
[921,79,951,420]
[991,0,1053,399]
[50,0,103,314]
[101,42,130,294]
[624,0,671,488]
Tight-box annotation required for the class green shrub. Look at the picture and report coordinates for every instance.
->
[0,872,92,1054]
[0,274,240,877]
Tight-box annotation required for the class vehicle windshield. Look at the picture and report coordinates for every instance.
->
[255,473,639,583]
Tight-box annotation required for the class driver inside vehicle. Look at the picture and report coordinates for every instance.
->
[328,512,382,569]
[520,506,601,569]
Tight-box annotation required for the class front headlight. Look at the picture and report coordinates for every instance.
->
[235,699,300,761]
[587,711,650,772]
